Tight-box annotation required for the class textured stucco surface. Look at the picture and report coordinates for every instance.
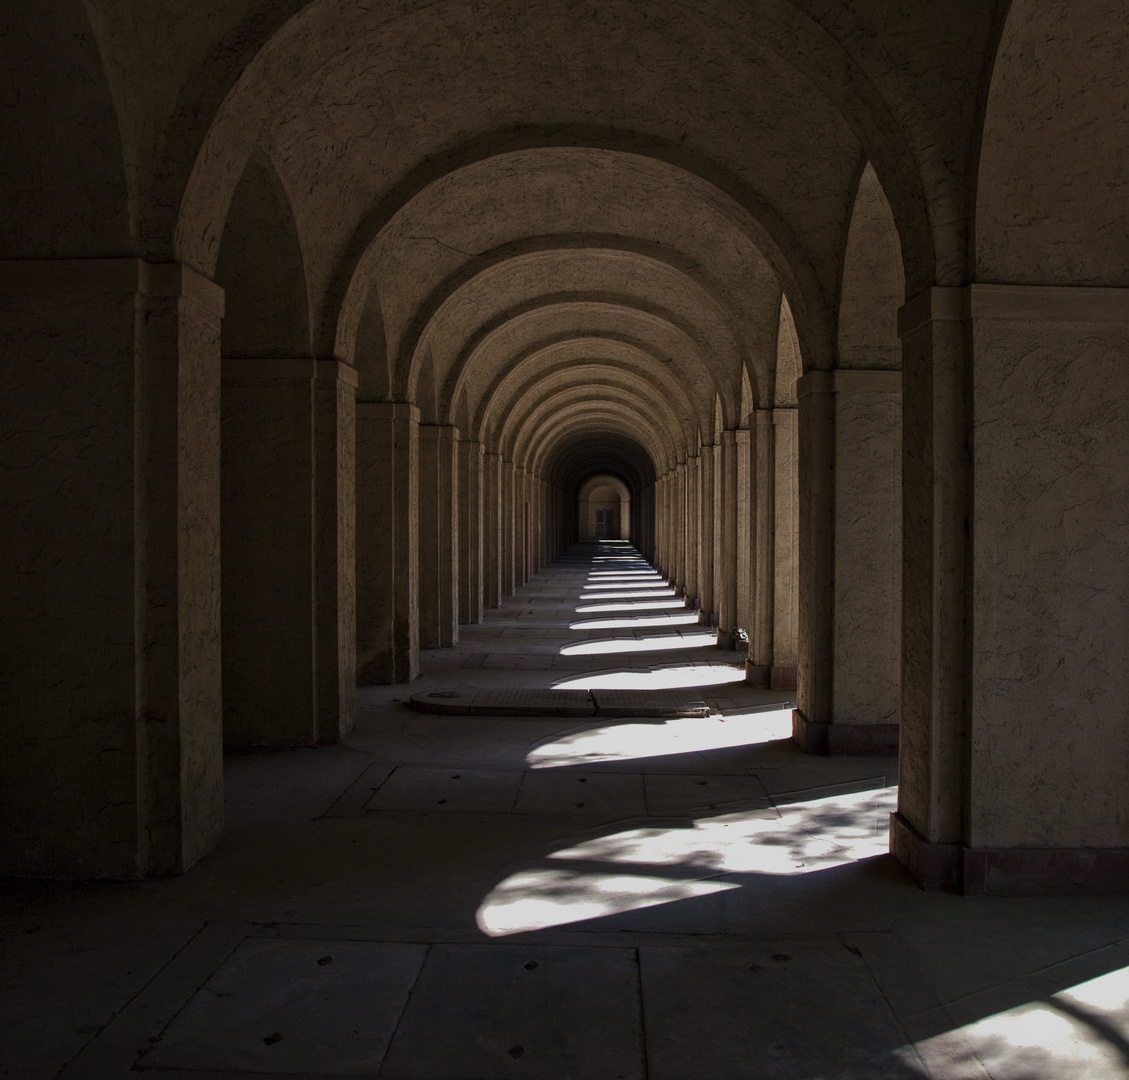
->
[0,288,140,877]
[970,313,1129,849]
[221,371,316,748]
[976,0,1129,287]
[832,384,901,725]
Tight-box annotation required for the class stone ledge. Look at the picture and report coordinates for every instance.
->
[791,708,898,756]
[899,283,1129,335]
[891,812,1129,895]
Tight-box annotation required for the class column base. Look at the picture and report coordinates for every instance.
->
[745,663,797,691]
[890,812,1129,894]
[791,707,897,755]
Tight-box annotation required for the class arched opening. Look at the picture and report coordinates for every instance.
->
[578,475,631,541]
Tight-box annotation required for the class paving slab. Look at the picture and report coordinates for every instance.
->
[379,943,644,1079]
[513,769,648,817]
[643,773,772,816]
[365,766,524,812]
[640,943,926,1079]
[144,937,425,1075]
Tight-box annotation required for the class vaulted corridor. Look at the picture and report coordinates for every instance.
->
[4,2,1129,1076]
[6,547,1129,1078]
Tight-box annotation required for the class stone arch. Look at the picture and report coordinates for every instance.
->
[400,246,750,430]
[838,162,904,370]
[824,160,905,733]
[462,308,710,445]
[214,149,310,358]
[495,364,693,465]
[975,0,1129,286]
[354,290,390,401]
[2,2,132,257]
[775,296,802,406]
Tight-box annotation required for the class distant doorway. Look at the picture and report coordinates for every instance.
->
[579,475,631,542]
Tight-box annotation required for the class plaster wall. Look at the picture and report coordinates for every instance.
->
[969,298,1129,849]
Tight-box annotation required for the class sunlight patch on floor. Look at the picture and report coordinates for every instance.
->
[920,966,1129,1079]
[575,600,687,613]
[476,870,739,936]
[559,633,716,656]
[577,588,677,601]
[568,613,700,630]
[553,663,747,690]
[526,708,794,768]
[477,786,896,935]
[588,571,662,579]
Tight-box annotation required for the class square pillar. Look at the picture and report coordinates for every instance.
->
[502,461,516,597]
[221,358,354,750]
[735,428,755,638]
[791,371,902,754]
[356,402,418,683]
[458,439,484,624]
[772,408,799,687]
[893,284,1129,893]
[483,451,503,608]
[222,364,313,746]
[0,259,223,878]
[699,447,717,620]
[715,430,740,636]
[315,361,358,742]
[418,424,459,648]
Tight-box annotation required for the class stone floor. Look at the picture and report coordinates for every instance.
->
[3,543,1129,1078]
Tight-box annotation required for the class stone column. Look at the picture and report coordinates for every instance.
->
[502,461,516,597]
[715,430,739,636]
[315,362,358,743]
[892,285,1129,893]
[795,370,833,734]
[0,259,224,878]
[673,464,686,591]
[735,427,755,638]
[521,468,534,581]
[698,446,716,621]
[483,451,502,608]
[418,424,459,648]
[220,357,356,749]
[748,411,776,679]
[891,288,969,878]
[832,370,901,751]
[684,455,700,607]
[458,438,483,625]
[772,408,799,688]
[356,402,418,683]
